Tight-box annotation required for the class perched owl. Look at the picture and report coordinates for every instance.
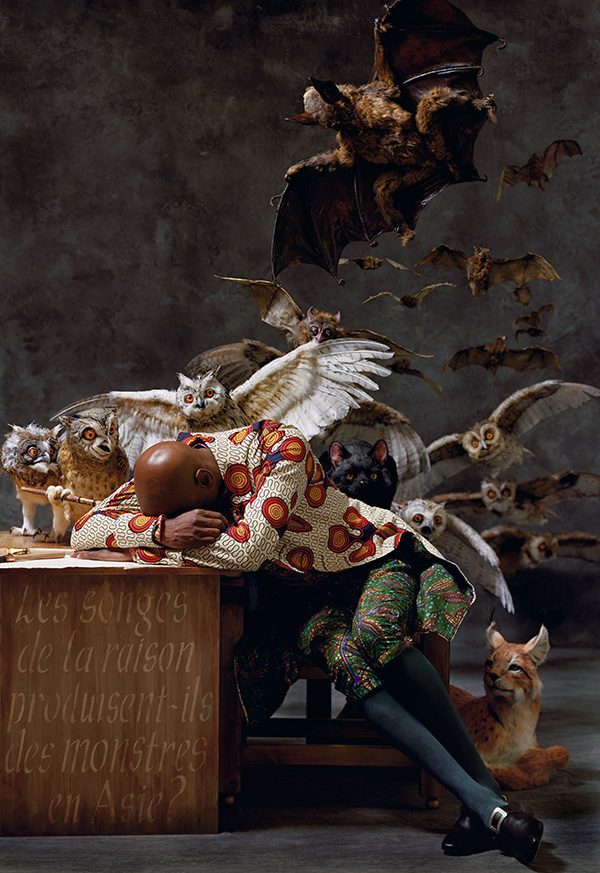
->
[425,380,600,492]
[392,498,514,612]
[313,399,429,503]
[54,339,393,467]
[0,423,63,538]
[46,408,130,541]
[435,471,600,526]
[482,525,600,577]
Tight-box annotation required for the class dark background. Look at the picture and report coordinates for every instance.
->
[1,0,598,646]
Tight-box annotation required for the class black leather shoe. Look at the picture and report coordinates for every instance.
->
[489,803,544,866]
[442,806,499,856]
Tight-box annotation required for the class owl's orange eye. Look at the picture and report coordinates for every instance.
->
[109,424,116,435]
[346,472,354,480]
[484,431,494,441]
[434,516,442,525]
[471,439,479,447]
[413,513,423,524]
[502,488,511,497]
[83,428,96,441]
[538,543,547,552]
[370,472,378,480]
[205,389,215,398]
[27,446,38,458]
[487,490,496,499]
[184,393,194,403]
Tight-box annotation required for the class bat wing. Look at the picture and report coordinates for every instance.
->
[312,399,430,499]
[491,379,600,437]
[501,346,563,373]
[424,433,471,491]
[438,515,514,612]
[338,256,386,270]
[53,390,181,468]
[216,276,304,348]
[271,0,500,280]
[343,327,431,358]
[387,359,444,399]
[231,338,392,441]
[555,531,600,563]
[495,162,532,200]
[271,161,440,281]
[486,253,560,289]
[186,339,283,389]
[416,244,468,272]
[541,139,583,178]
[431,490,488,516]
[442,344,491,373]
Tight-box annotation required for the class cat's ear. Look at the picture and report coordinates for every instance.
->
[524,624,550,665]
[372,439,389,464]
[329,441,349,466]
[486,621,505,650]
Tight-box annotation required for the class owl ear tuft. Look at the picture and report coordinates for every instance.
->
[177,372,194,387]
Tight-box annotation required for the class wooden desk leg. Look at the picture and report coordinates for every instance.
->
[219,585,244,801]
[419,633,450,806]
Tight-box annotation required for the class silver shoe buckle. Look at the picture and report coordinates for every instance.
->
[488,806,509,834]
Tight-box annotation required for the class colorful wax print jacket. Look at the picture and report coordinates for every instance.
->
[71,420,473,595]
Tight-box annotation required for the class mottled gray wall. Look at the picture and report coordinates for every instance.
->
[1,0,599,644]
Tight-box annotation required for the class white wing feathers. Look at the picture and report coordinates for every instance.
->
[232,338,393,440]
[439,514,515,613]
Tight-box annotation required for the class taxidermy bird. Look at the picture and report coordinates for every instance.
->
[55,339,393,468]
[481,525,600,577]
[416,245,560,304]
[513,305,555,342]
[496,139,582,201]
[434,471,600,527]
[393,498,514,612]
[425,380,600,492]
[442,335,562,375]
[314,399,429,503]
[271,0,501,280]
[46,408,130,541]
[1,423,62,538]
[319,439,398,510]
[449,622,568,789]
[186,338,284,390]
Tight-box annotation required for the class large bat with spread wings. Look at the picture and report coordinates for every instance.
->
[54,339,393,467]
[425,380,600,492]
[271,0,502,281]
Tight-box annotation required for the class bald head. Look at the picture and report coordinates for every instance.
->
[134,440,222,517]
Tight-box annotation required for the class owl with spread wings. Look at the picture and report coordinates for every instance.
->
[54,338,392,467]
[434,471,600,527]
[425,380,600,492]
[482,525,600,577]
[392,497,514,612]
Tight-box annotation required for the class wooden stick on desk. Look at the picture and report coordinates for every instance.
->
[20,486,98,506]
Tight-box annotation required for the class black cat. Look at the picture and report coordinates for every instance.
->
[320,439,398,509]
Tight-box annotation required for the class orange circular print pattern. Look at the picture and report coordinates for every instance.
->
[228,521,251,542]
[286,546,314,572]
[279,436,306,462]
[262,496,289,529]
[128,514,156,533]
[306,482,327,507]
[224,464,252,495]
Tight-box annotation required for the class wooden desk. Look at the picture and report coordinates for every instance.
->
[0,561,243,836]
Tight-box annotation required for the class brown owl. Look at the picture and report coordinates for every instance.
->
[0,422,62,539]
[481,525,600,577]
[47,408,130,541]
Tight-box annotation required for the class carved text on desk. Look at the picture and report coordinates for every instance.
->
[1,572,220,835]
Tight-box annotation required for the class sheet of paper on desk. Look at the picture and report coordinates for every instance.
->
[0,553,140,569]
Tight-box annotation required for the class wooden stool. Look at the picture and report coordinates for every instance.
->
[242,633,450,807]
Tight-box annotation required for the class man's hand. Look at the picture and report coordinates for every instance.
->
[158,509,228,549]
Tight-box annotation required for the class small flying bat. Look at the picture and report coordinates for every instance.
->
[416,244,560,303]
[513,304,555,342]
[270,0,502,281]
[496,139,582,201]
[363,282,455,309]
[339,257,420,276]
[442,335,562,375]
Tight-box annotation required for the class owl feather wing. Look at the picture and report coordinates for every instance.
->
[490,380,600,437]
[555,531,600,563]
[53,390,181,467]
[431,490,488,516]
[518,471,600,505]
[437,514,514,612]
[231,339,392,441]
[424,434,471,492]
[186,339,283,388]
[312,399,429,500]
[217,276,304,349]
